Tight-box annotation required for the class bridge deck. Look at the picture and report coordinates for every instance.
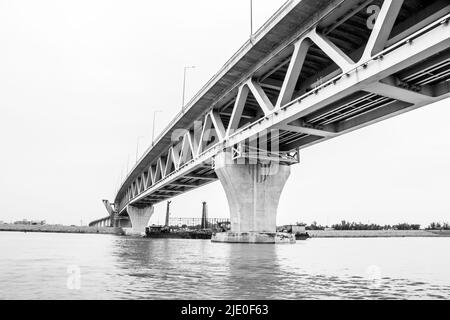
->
[113,0,450,214]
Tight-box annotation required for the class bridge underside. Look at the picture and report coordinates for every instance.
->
[100,0,450,242]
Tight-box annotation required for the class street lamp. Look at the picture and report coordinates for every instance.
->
[135,136,145,163]
[250,0,253,37]
[152,110,163,146]
[182,66,196,112]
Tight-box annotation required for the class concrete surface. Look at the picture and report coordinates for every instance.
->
[211,232,296,244]
[126,205,154,235]
[214,152,291,234]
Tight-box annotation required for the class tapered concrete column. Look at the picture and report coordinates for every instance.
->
[115,216,131,228]
[102,200,116,228]
[126,205,154,236]
[212,151,295,243]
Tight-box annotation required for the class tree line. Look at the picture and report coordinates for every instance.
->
[296,221,450,231]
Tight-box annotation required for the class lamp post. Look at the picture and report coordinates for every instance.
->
[250,0,253,37]
[152,110,163,146]
[135,136,145,163]
[182,66,196,112]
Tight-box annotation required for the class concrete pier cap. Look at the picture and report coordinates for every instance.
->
[212,150,295,244]
[126,205,154,236]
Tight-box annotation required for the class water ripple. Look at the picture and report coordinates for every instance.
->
[0,233,449,299]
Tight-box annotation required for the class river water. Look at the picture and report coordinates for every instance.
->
[0,232,449,300]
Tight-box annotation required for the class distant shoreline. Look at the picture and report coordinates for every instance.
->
[0,224,124,235]
[1,224,449,238]
[307,230,450,238]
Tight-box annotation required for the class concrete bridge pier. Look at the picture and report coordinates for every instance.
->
[114,216,132,228]
[212,151,295,244]
[126,205,154,236]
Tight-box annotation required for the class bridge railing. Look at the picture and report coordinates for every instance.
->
[166,217,230,231]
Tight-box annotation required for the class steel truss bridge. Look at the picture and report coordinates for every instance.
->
[94,0,450,231]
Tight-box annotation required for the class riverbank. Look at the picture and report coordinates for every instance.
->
[0,224,124,235]
[146,230,450,240]
[307,230,450,238]
[2,224,449,238]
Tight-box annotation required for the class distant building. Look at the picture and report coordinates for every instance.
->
[31,220,46,225]
[13,219,46,226]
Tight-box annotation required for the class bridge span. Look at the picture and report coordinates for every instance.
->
[93,0,450,243]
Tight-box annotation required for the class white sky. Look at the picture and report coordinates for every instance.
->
[0,0,449,227]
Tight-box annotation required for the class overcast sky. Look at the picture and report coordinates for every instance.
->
[1,0,449,227]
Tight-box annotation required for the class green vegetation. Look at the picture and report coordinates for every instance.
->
[425,222,450,230]
[296,221,421,231]
[296,221,326,230]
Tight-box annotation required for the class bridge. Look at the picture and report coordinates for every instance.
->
[92,0,450,243]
